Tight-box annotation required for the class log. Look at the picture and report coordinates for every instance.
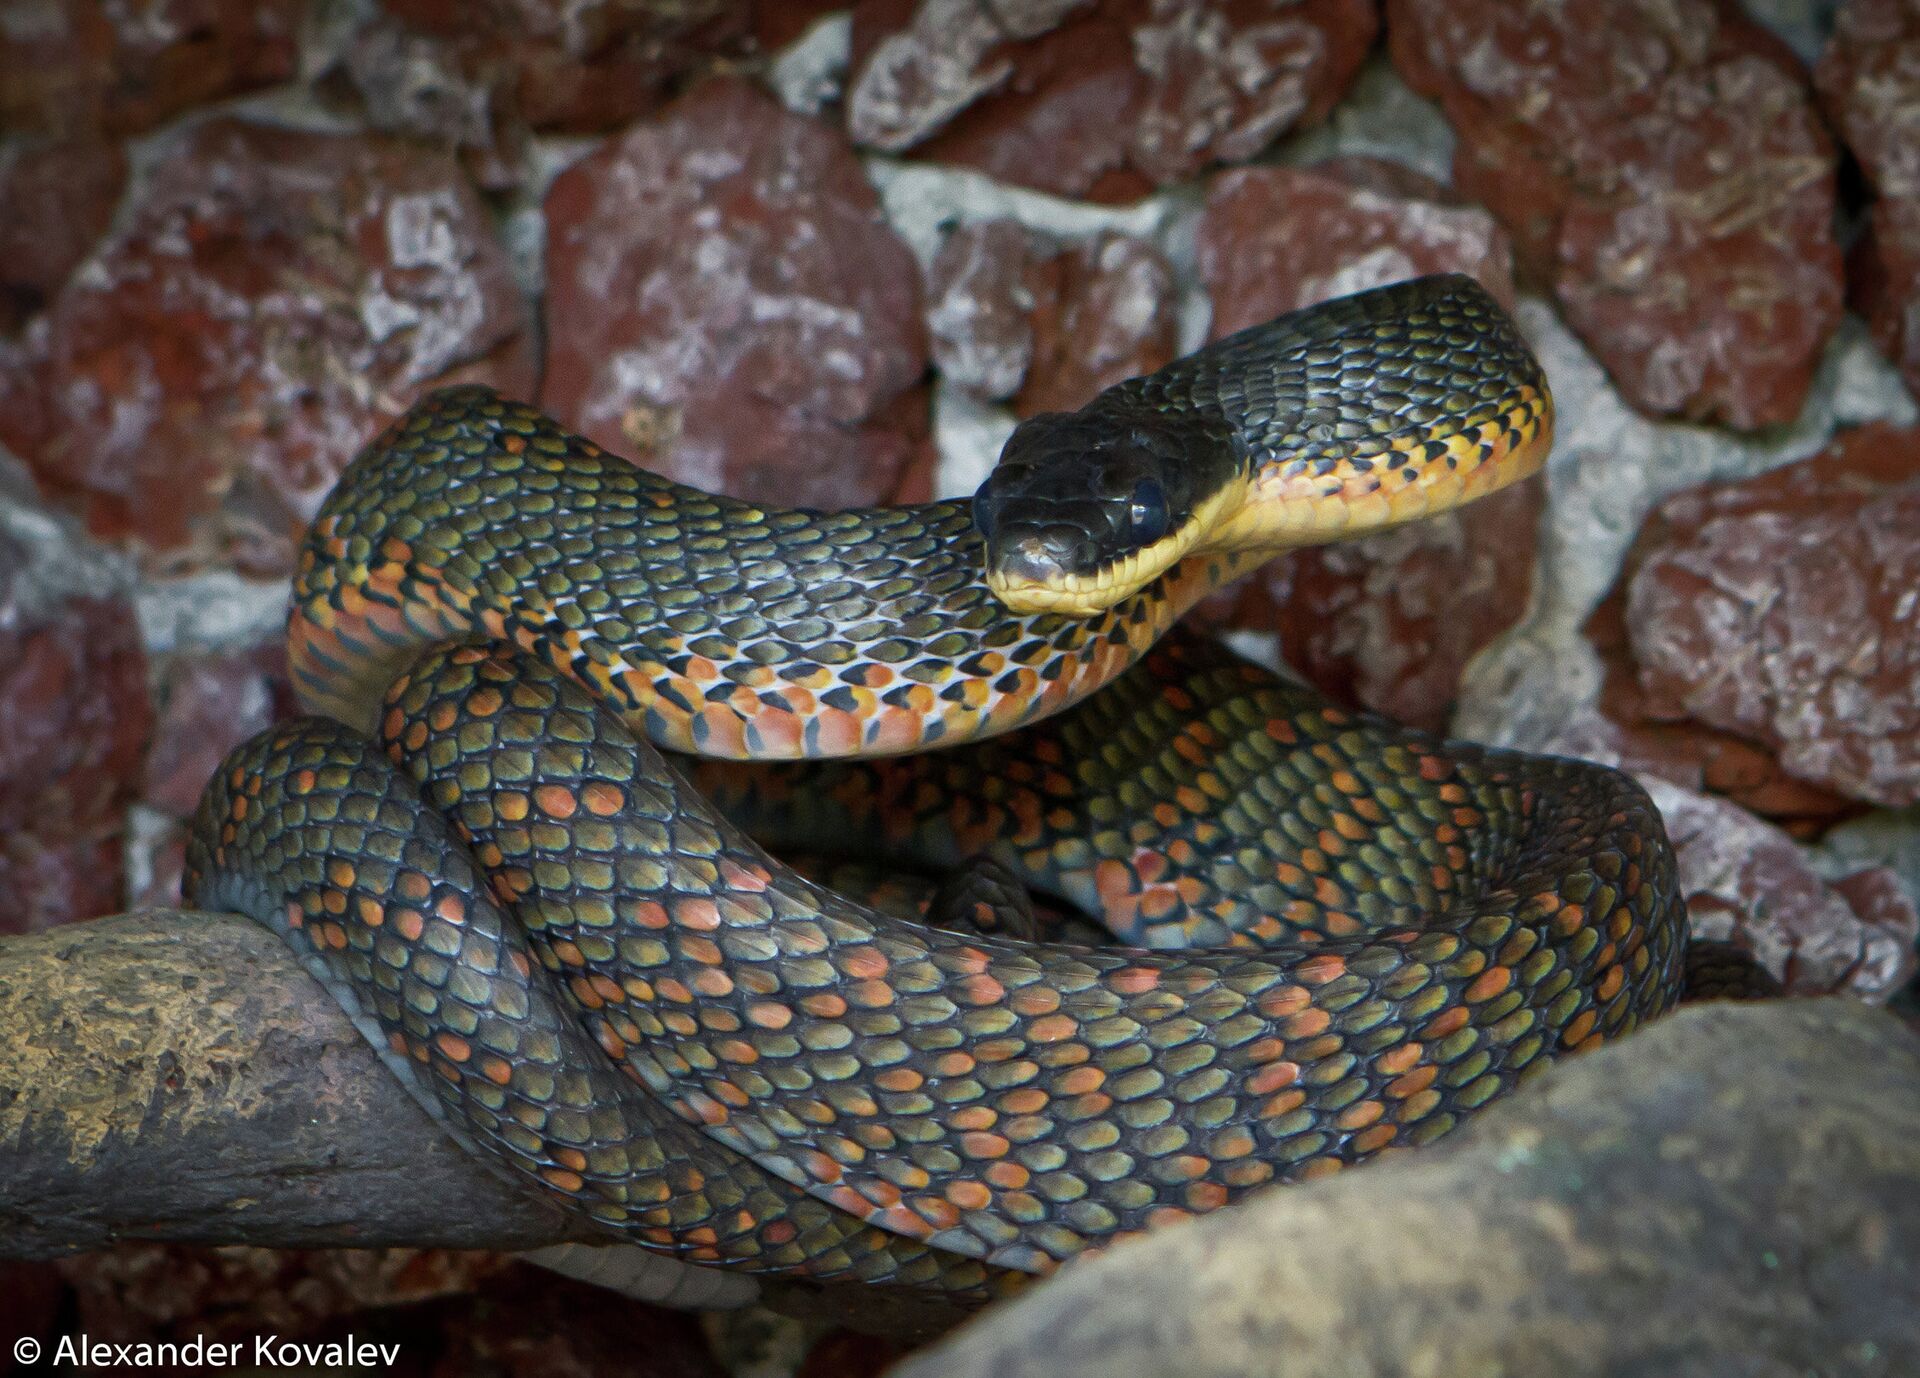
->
[0,909,588,1257]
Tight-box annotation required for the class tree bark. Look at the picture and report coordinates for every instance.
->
[0,909,588,1257]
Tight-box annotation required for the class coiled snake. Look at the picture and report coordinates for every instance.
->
[185,276,1685,1300]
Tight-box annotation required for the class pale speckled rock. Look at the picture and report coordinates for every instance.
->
[319,0,752,190]
[542,78,929,509]
[1198,162,1515,338]
[898,1000,1920,1378]
[0,526,150,933]
[0,136,126,332]
[0,0,300,138]
[0,118,537,577]
[928,220,1176,413]
[1455,302,1915,753]
[1622,425,1920,810]
[1390,0,1845,428]
[1818,0,1920,400]
[1648,779,1917,999]
[847,0,1378,200]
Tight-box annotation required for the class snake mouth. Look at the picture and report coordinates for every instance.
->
[986,480,1241,616]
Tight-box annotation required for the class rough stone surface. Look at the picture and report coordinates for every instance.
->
[0,136,126,333]
[1819,0,1920,401]
[0,530,150,934]
[1454,301,1915,759]
[0,0,301,137]
[141,647,294,820]
[1618,424,1920,810]
[1198,161,1516,338]
[0,118,536,577]
[927,219,1177,413]
[1651,781,1918,999]
[847,0,1379,200]
[1208,478,1542,734]
[322,0,752,189]
[1390,0,1844,428]
[543,78,929,509]
[898,1000,1920,1378]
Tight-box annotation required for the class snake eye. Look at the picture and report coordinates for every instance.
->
[972,483,1002,539]
[1127,478,1169,545]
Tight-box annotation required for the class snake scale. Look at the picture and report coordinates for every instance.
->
[185,275,1687,1299]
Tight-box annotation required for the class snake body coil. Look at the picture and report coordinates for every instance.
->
[186,276,1685,1297]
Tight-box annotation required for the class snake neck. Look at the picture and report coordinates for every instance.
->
[289,387,1257,760]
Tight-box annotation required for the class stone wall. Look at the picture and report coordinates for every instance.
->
[4,0,1918,1371]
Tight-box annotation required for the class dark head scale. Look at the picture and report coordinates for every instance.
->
[974,404,1244,613]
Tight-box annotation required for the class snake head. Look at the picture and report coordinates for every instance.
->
[973,405,1246,617]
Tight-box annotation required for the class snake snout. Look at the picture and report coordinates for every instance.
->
[993,522,1102,585]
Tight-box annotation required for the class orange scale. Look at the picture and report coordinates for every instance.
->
[914,1197,962,1231]
[1246,1061,1299,1095]
[1297,954,1347,985]
[569,976,606,1010]
[1146,1206,1193,1230]
[1336,1100,1385,1131]
[1387,1064,1439,1099]
[1561,1009,1598,1046]
[874,1203,932,1238]
[540,1168,585,1193]
[945,1179,993,1211]
[875,1067,924,1093]
[674,898,721,932]
[1259,1087,1306,1118]
[958,973,1006,1006]
[948,1105,998,1132]
[1596,964,1625,1001]
[745,1000,792,1029]
[961,1131,1012,1160]
[802,991,849,1018]
[848,979,895,1008]
[1258,986,1311,1019]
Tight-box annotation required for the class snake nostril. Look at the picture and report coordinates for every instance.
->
[996,524,1093,583]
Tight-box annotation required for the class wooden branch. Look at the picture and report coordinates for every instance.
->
[0,909,590,1257]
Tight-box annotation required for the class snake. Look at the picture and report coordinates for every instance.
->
[184,274,1687,1301]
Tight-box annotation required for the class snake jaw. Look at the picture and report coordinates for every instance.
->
[987,480,1244,616]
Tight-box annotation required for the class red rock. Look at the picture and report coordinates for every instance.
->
[928,220,1039,400]
[847,0,1378,201]
[927,219,1176,412]
[1818,0,1920,398]
[1198,162,1516,339]
[0,136,126,332]
[1390,0,1844,428]
[1619,424,1920,809]
[543,78,928,509]
[330,0,752,189]
[0,0,300,138]
[1651,782,1918,999]
[1583,584,1863,836]
[1018,231,1177,415]
[142,648,296,820]
[0,537,150,934]
[0,119,535,577]
[1207,477,1541,733]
